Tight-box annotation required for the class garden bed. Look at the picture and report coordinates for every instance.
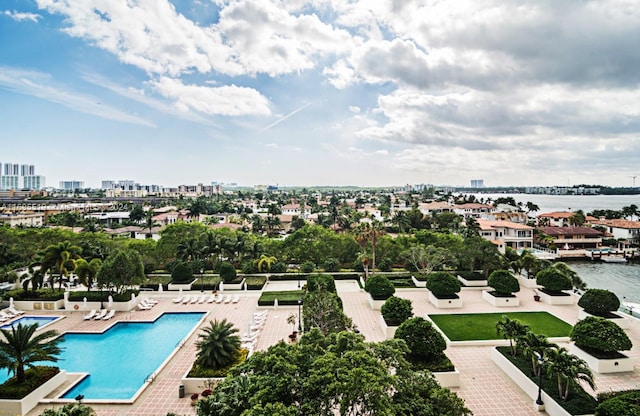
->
[428,312,572,342]
[258,290,305,306]
[482,290,519,307]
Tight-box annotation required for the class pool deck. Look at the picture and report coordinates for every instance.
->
[13,282,640,416]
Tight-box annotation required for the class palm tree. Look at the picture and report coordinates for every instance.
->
[519,331,556,376]
[256,254,277,272]
[176,238,204,263]
[43,241,82,290]
[74,258,102,291]
[195,319,241,370]
[0,323,63,383]
[143,210,157,237]
[391,211,411,234]
[353,220,384,273]
[462,216,481,238]
[546,347,595,401]
[496,315,530,357]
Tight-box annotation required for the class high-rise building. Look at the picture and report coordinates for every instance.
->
[0,162,45,190]
[59,181,85,191]
[470,179,484,188]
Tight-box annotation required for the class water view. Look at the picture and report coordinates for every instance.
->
[568,260,640,304]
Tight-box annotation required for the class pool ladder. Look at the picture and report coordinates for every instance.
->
[145,372,156,383]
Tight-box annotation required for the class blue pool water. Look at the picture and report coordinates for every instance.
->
[1,316,59,330]
[0,312,204,400]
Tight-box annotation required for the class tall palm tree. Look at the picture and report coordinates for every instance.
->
[176,238,204,263]
[43,241,82,290]
[74,258,102,291]
[0,323,63,383]
[546,347,595,401]
[519,331,556,376]
[195,319,241,370]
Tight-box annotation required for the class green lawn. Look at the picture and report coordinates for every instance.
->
[258,290,305,306]
[428,312,572,341]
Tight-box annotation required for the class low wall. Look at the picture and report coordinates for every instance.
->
[539,291,574,305]
[570,344,634,373]
[0,370,67,416]
[457,275,488,287]
[379,315,398,339]
[14,299,65,311]
[411,276,426,288]
[428,292,462,309]
[368,296,386,310]
[433,369,460,388]
[482,290,520,307]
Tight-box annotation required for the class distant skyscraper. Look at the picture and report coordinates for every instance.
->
[0,162,45,190]
[59,181,85,191]
[470,179,484,188]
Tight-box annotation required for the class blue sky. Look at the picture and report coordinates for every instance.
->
[1,1,640,189]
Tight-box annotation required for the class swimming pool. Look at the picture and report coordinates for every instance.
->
[0,312,205,400]
[0,315,61,330]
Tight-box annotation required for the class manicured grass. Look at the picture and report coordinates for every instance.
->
[428,312,572,341]
[258,290,305,306]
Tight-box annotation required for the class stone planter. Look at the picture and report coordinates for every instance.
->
[457,275,488,287]
[379,315,398,339]
[222,278,246,291]
[428,292,462,309]
[491,348,591,416]
[181,375,223,395]
[0,370,67,416]
[411,276,426,288]
[433,369,460,388]
[570,344,634,373]
[482,290,520,307]
[577,310,630,330]
[168,280,197,291]
[368,295,387,310]
[538,290,574,305]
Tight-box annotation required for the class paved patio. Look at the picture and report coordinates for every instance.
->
[12,281,640,416]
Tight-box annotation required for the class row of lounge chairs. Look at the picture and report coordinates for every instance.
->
[83,309,116,321]
[0,306,25,321]
[172,293,240,304]
[241,310,268,351]
[137,298,159,311]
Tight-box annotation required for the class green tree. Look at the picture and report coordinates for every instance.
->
[195,319,241,370]
[536,267,572,294]
[0,323,63,383]
[577,289,620,317]
[381,296,413,326]
[96,249,145,294]
[401,245,454,277]
[426,271,461,298]
[487,269,520,296]
[74,258,102,291]
[219,261,237,283]
[519,331,556,377]
[171,260,194,283]
[394,317,447,367]
[302,290,353,335]
[496,315,530,356]
[40,403,96,416]
[256,254,277,272]
[570,316,632,354]
[42,241,83,290]
[129,204,145,223]
[364,274,395,300]
[545,346,595,401]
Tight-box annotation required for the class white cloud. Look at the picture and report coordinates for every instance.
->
[3,10,41,22]
[149,77,271,116]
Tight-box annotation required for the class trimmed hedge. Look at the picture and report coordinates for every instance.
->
[5,289,65,301]
[578,289,621,317]
[258,290,305,306]
[571,316,632,354]
[67,289,139,302]
[0,366,60,399]
[381,296,413,326]
[487,270,520,295]
[364,275,395,300]
[426,272,461,298]
[536,267,572,293]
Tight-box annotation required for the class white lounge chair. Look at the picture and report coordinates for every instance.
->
[223,295,231,304]
[0,315,8,322]
[138,303,152,311]
[232,295,239,303]
[140,299,155,308]
[190,296,198,304]
[253,310,268,318]
[103,309,116,320]
[172,296,183,303]
[215,294,224,303]
[181,295,191,304]
[8,306,24,315]
[94,310,108,320]
[83,309,97,320]
[206,294,215,303]
[0,310,15,320]
[198,295,206,304]
[145,298,159,304]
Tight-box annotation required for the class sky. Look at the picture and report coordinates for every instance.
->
[1,0,640,189]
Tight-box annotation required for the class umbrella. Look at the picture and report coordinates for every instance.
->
[9,297,14,308]
[243,281,247,291]
[82,297,87,311]
[219,282,224,292]
[274,298,278,310]
[158,283,163,293]
[108,295,113,308]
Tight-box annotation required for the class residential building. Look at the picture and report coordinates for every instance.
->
[536,211,597,227]
[452,203,494,219]
[477,219,533,253]
[0,213,45,227]
[0,162,45,190]
[537,226,603,253]
[59,181,85,191]
[592,219,640,244]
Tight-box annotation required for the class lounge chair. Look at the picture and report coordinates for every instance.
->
[103,309,116,320]
[253,310,268,318]
[94,309,108,320]
[172,296,183,303]
[140,299,155,308]
[181,295,191,304]
[8,306,24,315]
[198,295,206,304]
[232,295,239,303]
[215,294,224,303]
[190,296,198,304]
[206,294,215,303]
[0,310,15,320]
[83,309,97,320]
[138,303,152,311]
[223,295,231,304]
[145,298,159,304]
[0,315,8,322]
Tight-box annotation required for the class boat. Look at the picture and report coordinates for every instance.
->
[601,256,627,263]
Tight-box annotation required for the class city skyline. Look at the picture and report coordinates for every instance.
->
[2,1,640,189]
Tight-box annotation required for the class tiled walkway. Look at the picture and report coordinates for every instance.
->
[15,282,640,416]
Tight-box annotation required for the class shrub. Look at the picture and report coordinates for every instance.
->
[0,366,60,399]
[535,267,572,293]
[595,391,640,416]
[394,317,447,364]
[300,261,315,273]
[364,275,395,300]
[171,261,193,283]
[426,272,461,298]
[306,274,336,293]
[241,261,258,274]
[570,316,632,354]
[487,269,520,295]
[352,260,365,272]
[578,289,620,317]
[270,261,287,273]
[381,296,413,326]
[322,258,340,272]
[219,262,237,283]
[377,258,393,272]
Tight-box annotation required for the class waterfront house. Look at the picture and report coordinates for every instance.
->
[592,219,640,245]
[476,219,534,253]
[536,211,597,227]
[537,226,603,256]
[452,203,494,219]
